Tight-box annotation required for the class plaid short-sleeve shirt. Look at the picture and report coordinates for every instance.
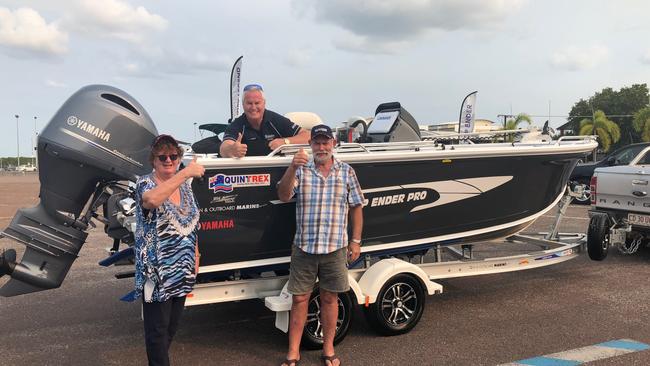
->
[292,157,364,254]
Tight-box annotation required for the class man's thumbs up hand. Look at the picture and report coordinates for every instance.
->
[230,132,247,158]
[291,148,309,168]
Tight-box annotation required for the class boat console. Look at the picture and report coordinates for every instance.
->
[341,102,421,143]
[367,102,421,142]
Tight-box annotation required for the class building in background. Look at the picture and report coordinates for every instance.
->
[425,119,501,133]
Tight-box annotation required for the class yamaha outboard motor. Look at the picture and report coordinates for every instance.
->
[0,85,157,296]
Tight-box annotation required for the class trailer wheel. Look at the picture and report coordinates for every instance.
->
[573,179,591,204]
[587,214,609,261]
[365,274,425,336]
[301,288,353,350]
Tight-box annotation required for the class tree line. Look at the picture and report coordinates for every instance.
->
[504,84,650,152]
[566,83,649,152]
[0,157,37,168]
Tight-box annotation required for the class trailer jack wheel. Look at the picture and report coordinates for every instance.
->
[301,288,353,350]
[365,274,425,336]
[587,214,609,261]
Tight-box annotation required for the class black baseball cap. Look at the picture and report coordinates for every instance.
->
[311,124,334,139]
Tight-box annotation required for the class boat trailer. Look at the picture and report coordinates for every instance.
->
[180,186,586,347]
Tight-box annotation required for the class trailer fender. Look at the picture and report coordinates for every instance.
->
[347,276,365,305]
[358,258,442,305]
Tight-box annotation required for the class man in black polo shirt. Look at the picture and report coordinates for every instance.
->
[220,84,310,157]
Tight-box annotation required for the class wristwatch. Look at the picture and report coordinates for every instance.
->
[350,238,362,245]
[284,138,290,145]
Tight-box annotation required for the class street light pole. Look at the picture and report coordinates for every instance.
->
[590,98,597,162]
[15,114,20,167]
[33,116,38,168]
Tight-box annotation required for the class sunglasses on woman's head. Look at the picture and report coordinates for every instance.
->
[157,154,179,162]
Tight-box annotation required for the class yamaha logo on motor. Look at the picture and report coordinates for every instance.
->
[66,115,111,142]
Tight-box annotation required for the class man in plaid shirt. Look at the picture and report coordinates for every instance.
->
[277,124,364,366]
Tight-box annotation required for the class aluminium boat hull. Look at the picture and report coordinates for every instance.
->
[193,141,595,274]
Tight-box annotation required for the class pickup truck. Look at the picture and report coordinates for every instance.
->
[587,146,650,260]
[570,142,650,204]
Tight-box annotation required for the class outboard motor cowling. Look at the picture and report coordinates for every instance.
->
[0,85,157,296]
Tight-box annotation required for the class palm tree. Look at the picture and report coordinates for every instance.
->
[505,113,532,130]
[578,110,620,152]
[503,113,532,142]
[633,106,650,142]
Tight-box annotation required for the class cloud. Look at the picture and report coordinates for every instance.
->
[0,7,68,57]
[293,0,524,52]
[45,79,67,88]
[120,47,231,78]
[550,44,609,71]
[332,34,412,55]
[284,49,312,67]
[63,0,167,43]
[642,49,650,65]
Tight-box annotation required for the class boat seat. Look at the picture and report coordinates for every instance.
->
[192,135,221,154]
[192,123,227,155]
[284,112,322,131]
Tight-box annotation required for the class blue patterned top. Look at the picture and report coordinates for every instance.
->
[134,174,200,303]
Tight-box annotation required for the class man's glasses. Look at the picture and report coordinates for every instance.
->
[243,83,264,92]
[157,154,179,162]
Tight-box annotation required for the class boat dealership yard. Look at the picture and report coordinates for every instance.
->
[1,172,649,366]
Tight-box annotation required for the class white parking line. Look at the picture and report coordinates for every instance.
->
[501,339,650,365]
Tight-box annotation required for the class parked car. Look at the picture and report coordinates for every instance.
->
[16,165,37,172]
[570,142,650,204]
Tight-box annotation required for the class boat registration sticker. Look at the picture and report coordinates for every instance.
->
[628,213,650,227]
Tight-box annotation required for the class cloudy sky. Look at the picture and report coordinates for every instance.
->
[1,0,649,157]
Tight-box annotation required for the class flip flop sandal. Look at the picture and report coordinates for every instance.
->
[321,354,341,366]
[280,358,300,366]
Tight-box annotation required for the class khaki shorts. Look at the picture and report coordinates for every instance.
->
[287,246,349,295]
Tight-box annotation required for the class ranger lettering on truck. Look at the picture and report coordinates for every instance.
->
[596,199,650,208]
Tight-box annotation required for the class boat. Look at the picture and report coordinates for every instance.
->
[0,85,597,296]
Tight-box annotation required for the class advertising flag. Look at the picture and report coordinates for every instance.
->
[230,56,243,122]
[458,91,478,134]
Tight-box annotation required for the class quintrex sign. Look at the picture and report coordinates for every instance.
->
[209,173,271,193]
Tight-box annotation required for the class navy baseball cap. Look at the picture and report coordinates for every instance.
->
[311,124,334,139]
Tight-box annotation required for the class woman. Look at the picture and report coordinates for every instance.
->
[134,134,205,366]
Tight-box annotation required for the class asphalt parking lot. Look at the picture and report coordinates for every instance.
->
[1,172,650,366]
